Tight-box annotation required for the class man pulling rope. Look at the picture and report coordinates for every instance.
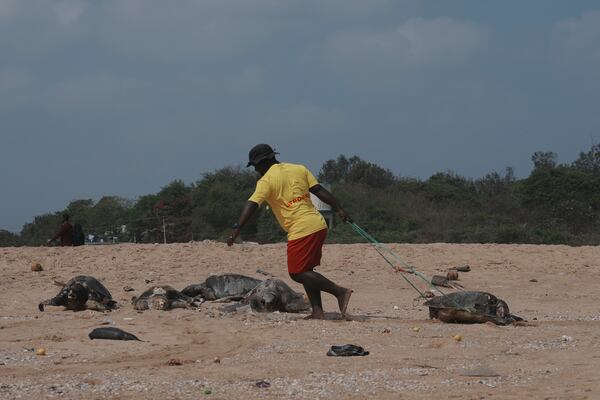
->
[227,144,353,320]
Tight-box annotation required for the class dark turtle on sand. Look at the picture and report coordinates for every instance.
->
[242,278,310,313]
[424,291,523,325]
[132,285,201,311]
[181,274,262,301]
[39,275,117,312]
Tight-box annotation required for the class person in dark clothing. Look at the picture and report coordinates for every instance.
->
[72,223,85,246]
[48,214,74,246]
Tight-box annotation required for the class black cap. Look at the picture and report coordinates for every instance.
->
[247,144,279,167]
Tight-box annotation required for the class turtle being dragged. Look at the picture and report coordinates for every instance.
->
[39,275,117,312]
[242,278,310,313]
[424,291,523,325]
[181,274,262,301]
[132,285,201,311]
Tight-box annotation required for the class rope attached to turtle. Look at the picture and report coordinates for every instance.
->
[348,222,452,300]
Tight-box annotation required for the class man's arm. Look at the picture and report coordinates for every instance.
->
[227,201,259,246]
[309,184,352,222]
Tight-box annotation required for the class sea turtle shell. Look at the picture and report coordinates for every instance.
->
[424,291,520,325]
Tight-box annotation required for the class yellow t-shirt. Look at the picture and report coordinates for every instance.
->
[249,163,327,241]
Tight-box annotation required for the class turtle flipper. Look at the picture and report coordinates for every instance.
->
[133,299,149,311]
[86,300,111,312]
[105,300,118,309]
[170,299,193,309]
[38,294,66,312]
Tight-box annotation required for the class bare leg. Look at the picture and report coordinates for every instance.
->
[302,285,324,319]
[290,270,352,317]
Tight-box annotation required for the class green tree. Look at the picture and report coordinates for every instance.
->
[531,151,558,170]
[129,194,162,243]
[20,213,63,246]
[154,180,193,242]
[191,167,258,240]
[319,155,396,188]
[572,143,600,173]
[0,230,20,246]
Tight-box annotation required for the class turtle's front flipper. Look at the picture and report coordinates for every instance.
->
[86,300,112,312]
[38,301,49,312]
[102,300,118,310]
[170,300,194,309]
[213,295,244,303]
[38,294,65,311]
[507,314,524,324]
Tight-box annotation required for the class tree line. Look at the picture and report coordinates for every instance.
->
[4,144,600,247]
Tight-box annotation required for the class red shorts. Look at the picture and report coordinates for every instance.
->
[287,228,328,274]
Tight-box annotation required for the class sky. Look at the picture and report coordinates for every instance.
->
[2,1,600,233]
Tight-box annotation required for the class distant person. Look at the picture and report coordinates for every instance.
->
[47,213,74,246]
[227,144,353,320]
[72,223,85,247]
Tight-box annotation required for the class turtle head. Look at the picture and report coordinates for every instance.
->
[251,292,278,312]
[198,284,216,301]
[495,300,510,319]
[67,283,88,304]
[151,295,169,310]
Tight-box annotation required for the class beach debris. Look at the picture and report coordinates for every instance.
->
[167,358,183,366]
[382,328,391,334]
[412,326,421,332]
[529,279,538,283]
[453,334,463,342]
[123,286,135,292]
[431,275,464,289]
[446,270,459,280]
[36,348,46,356]
[213,357,221,364]
[431,275,451,287]
[425,291,523,325]
[561,335,573,343]
[89,327,141,341]
[327,344,369,357]
[39,275,117,312]
[255,380,271,388]
[204,389,212,395]
[182,274,262,301]
[256,268,274,277]
[132,285,201,311]
[31,262,43,272]
[450,265,471,272]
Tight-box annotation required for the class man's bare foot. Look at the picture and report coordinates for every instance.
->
[303,312,325,320]
[337,288,353,315]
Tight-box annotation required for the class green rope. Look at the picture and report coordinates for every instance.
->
[347,221,449,300]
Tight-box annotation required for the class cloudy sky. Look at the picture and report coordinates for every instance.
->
[2,1,600,233]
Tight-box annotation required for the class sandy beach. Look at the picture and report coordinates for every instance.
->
[1,241,599,399]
